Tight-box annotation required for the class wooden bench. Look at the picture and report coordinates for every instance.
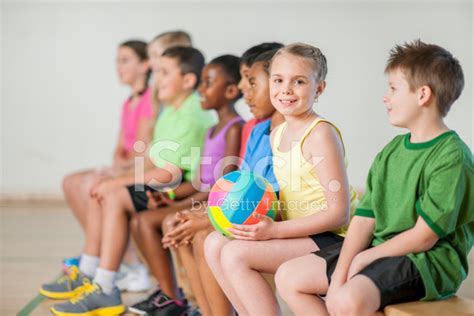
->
[384,296,474,316]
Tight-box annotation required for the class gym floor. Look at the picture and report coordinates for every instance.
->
[1,202,473,315]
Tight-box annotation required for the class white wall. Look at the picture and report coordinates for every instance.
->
[1,0,472,197]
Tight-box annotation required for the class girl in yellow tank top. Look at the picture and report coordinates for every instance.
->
[204,43,358,316]
[272,117,358,236]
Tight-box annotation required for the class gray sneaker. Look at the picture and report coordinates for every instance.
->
[51,284,125,316]
[40,266,92,299]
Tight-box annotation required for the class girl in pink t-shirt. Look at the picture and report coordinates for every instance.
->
[59,40,155,290]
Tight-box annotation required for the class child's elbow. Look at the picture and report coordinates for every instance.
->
[340,213,350,227]
[415,234,439,253]
[335,210,350,228]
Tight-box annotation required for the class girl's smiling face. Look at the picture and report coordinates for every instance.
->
[269,53,322,118]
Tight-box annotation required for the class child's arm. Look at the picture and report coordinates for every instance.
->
[222,122,243,174]
[112,129,130,168]
[134,115,156,155]
[329,216,375,287]
[347,216,438,279]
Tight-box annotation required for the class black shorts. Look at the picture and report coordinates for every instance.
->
[314,242,426,309]
[127,184,157,212]
[309,232,344,249]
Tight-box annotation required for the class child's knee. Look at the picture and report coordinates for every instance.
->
[62,173,78,193]
[203,231,226,262]
[220,241,248,270]
[328,285,368,316]
[274,261,297,297]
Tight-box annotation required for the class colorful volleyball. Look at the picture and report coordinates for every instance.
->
[207,170,278,238]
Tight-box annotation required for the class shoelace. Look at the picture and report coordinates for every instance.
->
[65,266,79,279]
[56,266,79,286]
[70,280,96,304]
[152,293,174,307]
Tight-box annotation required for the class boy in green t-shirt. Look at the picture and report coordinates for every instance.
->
[274,40,472,315]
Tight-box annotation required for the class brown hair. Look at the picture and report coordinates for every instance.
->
[271,43,328,82]
[119,39,151,93]
[162,46,205,89]
[385,39,464,117]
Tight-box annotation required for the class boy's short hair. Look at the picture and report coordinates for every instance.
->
[162,46,205,89]
[209,54,243,100]
[253,49,281,75]
[152,30,192,47]
[241,42,284,67]
[385,39,464,117]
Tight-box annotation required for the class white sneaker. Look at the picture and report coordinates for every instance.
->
[116,263,152,292]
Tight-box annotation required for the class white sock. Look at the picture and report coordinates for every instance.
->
[78,254,99,278]
[94,268,117,295]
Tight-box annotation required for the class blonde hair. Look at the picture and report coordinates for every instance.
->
[151,30,192,48]
[150,30,193,112]
[272,42,328,82]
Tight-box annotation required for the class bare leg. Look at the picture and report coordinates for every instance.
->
[82,193,105,256]
[161,214,194,304]
[220,238,318,316]
[62,170,97,230]
[131,205,186,299]
[176,243,212,316]
[122,241,142,265]
[98,186,135,271]
[326,275,383,316]
[194,229,233,316]
[204,232,247,315]
[275,254,329,316]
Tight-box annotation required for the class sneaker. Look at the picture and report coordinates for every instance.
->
[148,293,189,316]
[51,284,125,316]
[128,288,162,315]
[39,266,92,299]
[116,263,152,292]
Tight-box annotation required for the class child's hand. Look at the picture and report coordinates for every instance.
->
[326,280,343,315]
[146,191,174,209]
[325,271,346,313]
[163,211,209,248]
[346,250,376,280]
[228,212,276,241]
[162,213,184,248]
[89,174,108,198]
[91,179,116,202]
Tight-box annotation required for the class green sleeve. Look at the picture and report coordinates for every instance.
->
[416,151,472,238]
[354,153,381,218]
